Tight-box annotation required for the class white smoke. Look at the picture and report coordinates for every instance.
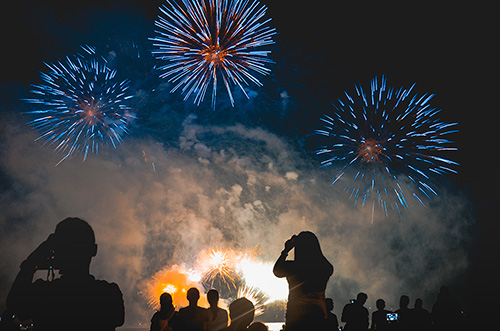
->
[0,112,473,325]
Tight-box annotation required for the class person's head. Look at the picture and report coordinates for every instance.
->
[160,292,173,310]
[376,299,386,310]
[53,217,97,274]
[356,292,368,305]
[207,289,219,307]
[229,297,255,329]
[248,321,268,331]
[325,298,334,311]
[399,295,410,309]
[293,231,332,265]
[414,298,423,309]
[186,287,200,306]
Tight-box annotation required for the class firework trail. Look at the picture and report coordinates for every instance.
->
[24,46,136,165]
[316,76,459,217]
[150,0,276,107]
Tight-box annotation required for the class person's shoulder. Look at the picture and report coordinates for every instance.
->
[151,310,161,321]
[88,278,123,301]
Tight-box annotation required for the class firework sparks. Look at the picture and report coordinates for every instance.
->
[316,76,459,217]
[143,246,287,312]
[236,258,288,303]
[237,286,269,316]
[24,46,135,165]
[197,248,237,291]
[150,0,276,107]
[145,265,208,310]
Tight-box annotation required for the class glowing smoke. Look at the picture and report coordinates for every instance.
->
[0,111,472,325]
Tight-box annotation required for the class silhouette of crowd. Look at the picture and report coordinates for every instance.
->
[0,221,472,331]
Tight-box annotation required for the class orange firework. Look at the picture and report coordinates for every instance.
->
[145,265,208,310]
[237,286,268,316]
[358,138,385,163]
[197,248,237,291]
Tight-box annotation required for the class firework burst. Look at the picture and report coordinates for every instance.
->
[151,0,276,107]
[197,248,238,291]
[316,76,459,217]
[145,264,208,309]
[24,46,135,165]
[237,286,269,316]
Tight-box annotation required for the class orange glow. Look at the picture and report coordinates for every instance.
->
[237,286,267,316]
[145,265,208,310]
[144,246,276,311]
[76,98,104,125]
[201,45,228,65]
[197,248,237,290]
[358,138,384,163]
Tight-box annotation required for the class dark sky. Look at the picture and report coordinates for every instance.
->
[0,0,497,324]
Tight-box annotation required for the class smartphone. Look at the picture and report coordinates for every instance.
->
[386,313,398,322]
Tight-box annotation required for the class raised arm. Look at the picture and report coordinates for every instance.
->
[273,235,296,278]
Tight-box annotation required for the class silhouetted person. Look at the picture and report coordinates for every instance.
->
[151,292,176,331]
[206,289,228,331]
[247,321,268,331]
[431,286,462,331]
[225,297,255,331]
[341,292,369,331]
[6,217,124,331]
[273,231,334,331]
[325,298,339,330]
[411,298,431,331]
[395,295,411,331]
[171,287,208,331]
[370,299,391,331]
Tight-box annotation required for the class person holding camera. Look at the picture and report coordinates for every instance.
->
[6,217,125,331]
[273,231,334,331]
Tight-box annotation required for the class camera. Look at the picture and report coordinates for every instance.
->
[36,254,58,270]
[386,313,399,322]
[35,235,59,270]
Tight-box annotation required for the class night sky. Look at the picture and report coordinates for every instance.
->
[0,0,497,328]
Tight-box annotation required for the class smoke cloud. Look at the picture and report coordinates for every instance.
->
[0,110,472,326]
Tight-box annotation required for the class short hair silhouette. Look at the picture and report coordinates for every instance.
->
[207,288,219,304]
[376,298,385,309]
[7,217,124,331]
[356,292,368,304]
[228,297,255,329]
[187,287,200,304]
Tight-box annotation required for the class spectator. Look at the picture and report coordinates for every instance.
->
[325,298,339,330]
[411,298,431,331]
[273,231,333,331]
[395,295,411,331]
[370,299,391,331]
[225,297,255,331]
[150,292,176,331]
[6,217,124,331]
[171,287,208,331]
[431,286,463,331]
[341,292,369,331]
[206,289,228,331]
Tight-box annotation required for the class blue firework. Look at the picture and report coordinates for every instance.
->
[24,46,136,165]
[150,0,276,107]
[316,76,459,217]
